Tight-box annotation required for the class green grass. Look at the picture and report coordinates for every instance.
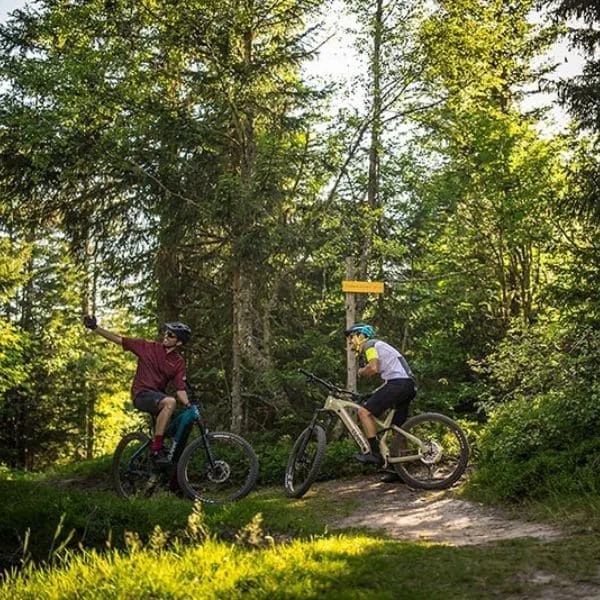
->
[2,460,600,598]
[3,528,600,599]
[0,456,358,573]
[464,473,600,536]
[0,479,344,569]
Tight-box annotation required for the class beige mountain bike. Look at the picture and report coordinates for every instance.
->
[284,369,469,498]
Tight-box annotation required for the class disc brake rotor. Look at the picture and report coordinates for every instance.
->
[207,460,231,483]
[419,440,443,465]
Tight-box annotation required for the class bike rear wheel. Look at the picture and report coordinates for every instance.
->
[177,432,259,504]
[391,412,469,490]
[284,424,326,499]
[112,432,165,498]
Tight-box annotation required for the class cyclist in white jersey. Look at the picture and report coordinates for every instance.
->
[345,322,416,482]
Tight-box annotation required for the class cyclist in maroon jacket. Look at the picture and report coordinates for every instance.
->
[83,315,191,462]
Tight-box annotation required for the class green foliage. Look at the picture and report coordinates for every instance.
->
[544,0,600,214]
[93,393,145,456]
[0,239,30,398]
[0,318,28,398]
[320,438,364,479]
[464,305,600,503]
[0,0,597,494]
[253,434,293,486]
[396,0,576,436]
[469,387,600,502]
[0,229,138,468]
[249,432,362,486]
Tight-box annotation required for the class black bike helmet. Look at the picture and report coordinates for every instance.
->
[164,321,192,344]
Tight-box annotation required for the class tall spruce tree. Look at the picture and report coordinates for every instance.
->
[0,0,335,434]
[406,0,569,410]
[544,0,600,220]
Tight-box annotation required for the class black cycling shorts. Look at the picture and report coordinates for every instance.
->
[364,379,416,427]
[134,390,168,415]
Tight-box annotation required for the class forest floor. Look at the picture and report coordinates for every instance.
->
[61,471,562,546]
[43,472,600,597]
[310,474,600,599]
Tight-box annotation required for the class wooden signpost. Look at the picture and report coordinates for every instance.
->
[343,261,384,391]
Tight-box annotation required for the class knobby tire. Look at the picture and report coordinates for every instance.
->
[391,412,469,490]
[284,424,326,499]
[177,432,259,504]
[112,431,163,499]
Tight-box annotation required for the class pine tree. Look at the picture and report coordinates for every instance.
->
[544,0,600,219]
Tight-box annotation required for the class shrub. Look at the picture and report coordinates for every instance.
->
[468,388,600,502]
[251,432,363,486]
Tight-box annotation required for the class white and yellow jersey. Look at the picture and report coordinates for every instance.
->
[363,339,414,381]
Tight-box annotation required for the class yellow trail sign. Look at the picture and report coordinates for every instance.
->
[342,280,384,294]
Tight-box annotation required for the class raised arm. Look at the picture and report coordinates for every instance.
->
[83,315,122,346]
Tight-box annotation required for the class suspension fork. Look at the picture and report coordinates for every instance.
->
[298,409,328,456]
[195,419,218,468]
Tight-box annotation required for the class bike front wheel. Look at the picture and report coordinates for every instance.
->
[284,424,326,499]
[177,432,259,504]
[112,432,163,499]
[391,412,469,490]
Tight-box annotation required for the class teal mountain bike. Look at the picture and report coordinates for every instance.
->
[112,389,259,504]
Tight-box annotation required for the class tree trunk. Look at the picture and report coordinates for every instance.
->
[231,267,244,434]
[83,230,98,460]
[358,0,384,316]
[345,258,358,391]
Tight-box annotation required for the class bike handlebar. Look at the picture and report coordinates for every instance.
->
[298,369,364,403]
[185,382,203,407]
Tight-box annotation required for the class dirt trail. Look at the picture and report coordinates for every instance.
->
[313,475,562,546]
[66,471,563,546]
[312,476,600,598]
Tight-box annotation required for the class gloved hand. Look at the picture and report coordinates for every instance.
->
[83,315,97,330]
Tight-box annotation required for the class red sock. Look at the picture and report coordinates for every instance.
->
[151,435,164,453]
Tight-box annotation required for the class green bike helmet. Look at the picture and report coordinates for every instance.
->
[344,323,376,338]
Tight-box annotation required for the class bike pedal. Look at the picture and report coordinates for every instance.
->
[151,449,171,466]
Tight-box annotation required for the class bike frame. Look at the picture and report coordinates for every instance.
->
[164,405,200,461]
[316,393,427,466]
[132,404,217,470]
